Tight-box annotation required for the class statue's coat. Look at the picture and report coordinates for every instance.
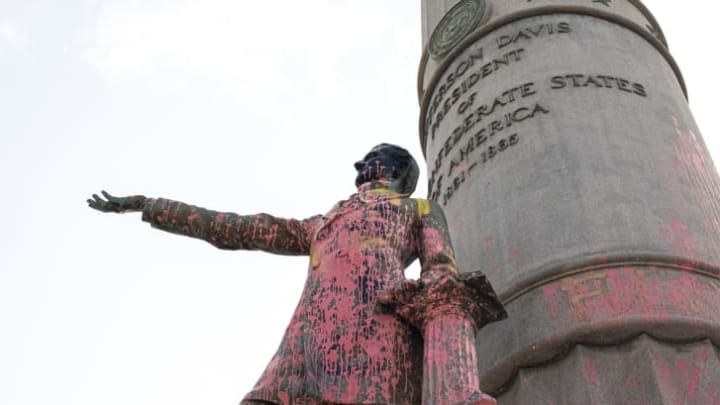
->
[142,185,459,405]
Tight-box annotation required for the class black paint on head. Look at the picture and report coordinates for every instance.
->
[354,143,419,195]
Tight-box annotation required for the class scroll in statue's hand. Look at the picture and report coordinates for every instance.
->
[87,190,147,213]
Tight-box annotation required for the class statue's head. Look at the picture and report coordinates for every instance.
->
[354,143,419,195]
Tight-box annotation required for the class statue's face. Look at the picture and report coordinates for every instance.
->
[354,143,419,194]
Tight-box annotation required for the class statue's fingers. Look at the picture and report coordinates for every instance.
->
[87,199,110,212]
[93,194,113,206]
[101,190,117,202]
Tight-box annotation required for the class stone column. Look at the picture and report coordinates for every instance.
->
[418,1,720,403]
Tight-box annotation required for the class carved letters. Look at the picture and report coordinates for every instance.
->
[427,48,527,139]
[426,19,650,206]
[496,22,571,48]
[550,74,647,97]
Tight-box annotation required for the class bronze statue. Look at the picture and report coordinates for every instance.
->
[88,143,505,405]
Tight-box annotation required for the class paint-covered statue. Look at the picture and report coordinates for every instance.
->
[88,143,505,405]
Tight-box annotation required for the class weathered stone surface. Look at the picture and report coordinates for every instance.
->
[420,1,720,402]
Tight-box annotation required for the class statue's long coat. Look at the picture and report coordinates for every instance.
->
[142,185,460,405]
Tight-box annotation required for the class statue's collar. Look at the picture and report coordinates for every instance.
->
[353,184,409,203]
[356,181,401,195]
[316,183,409,235]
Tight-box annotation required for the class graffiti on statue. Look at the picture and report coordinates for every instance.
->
[88,143,506,405]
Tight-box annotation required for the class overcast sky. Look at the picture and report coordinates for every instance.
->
[1,1,717,404]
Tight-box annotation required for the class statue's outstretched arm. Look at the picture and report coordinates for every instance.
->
[88,191,321,255]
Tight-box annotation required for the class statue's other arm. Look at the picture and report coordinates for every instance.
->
[416,199,460,281]
[142,198,321,255]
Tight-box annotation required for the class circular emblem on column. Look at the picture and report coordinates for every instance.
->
[429,0,486,60]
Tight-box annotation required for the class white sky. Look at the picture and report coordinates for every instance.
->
[0,1,717,404]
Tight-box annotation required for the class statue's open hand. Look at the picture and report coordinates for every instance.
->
[87,190,147,213]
